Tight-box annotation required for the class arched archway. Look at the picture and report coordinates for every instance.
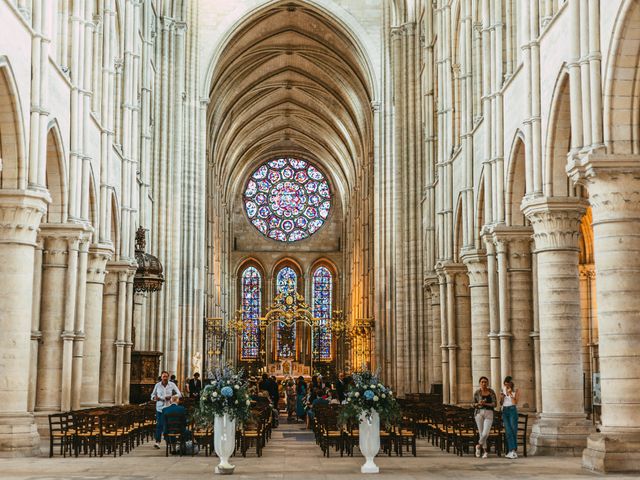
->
[0,58,27,190]
[44,123,67,224]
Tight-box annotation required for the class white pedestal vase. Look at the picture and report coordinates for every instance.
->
[359,410,380,473]
[214,414,236,474]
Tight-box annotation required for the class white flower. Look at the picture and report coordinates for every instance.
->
[389,390,393,395]
[234,385,240,390]
[373,396,379,402]
[212,391,218,397]
[355,392,360,397]
[381,393,386,399]
[235,400,238,405]
[370,384,376,389]
[246,400,251,405]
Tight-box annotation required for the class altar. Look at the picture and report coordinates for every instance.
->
[264,359,310,377]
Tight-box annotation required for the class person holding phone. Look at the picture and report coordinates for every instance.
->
[473,376,497,458]
[501,376,520,458]
[151,371,182,448]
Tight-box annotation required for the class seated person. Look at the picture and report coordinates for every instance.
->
[163,395,191,443]
[306,388,329,425]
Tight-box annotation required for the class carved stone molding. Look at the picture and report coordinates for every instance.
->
[522,197,587,252]
[567,153,640,223]
[460,249,488,287]
[0,190,49,246]
[86,244,114,284]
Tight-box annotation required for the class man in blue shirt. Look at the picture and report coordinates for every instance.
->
[150,371,182,448]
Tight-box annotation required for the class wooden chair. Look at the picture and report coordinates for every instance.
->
[239,419,262,457]
[517,412,529,457]
[74,413,100,457]
[486,411,504,457]
[396,416,418,456]
[164,412,188,457]
[48,412,74,457]
[453,412,477,456]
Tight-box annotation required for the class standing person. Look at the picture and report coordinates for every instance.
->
[151,371,182,448]
[335,372,346,402]
[473,376,497,458]
[501,376,520,459]
[285,377,296,422]
[187,372,202,399]
[270,375,280,411]
[295,376,307,422]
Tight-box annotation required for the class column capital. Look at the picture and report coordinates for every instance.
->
[0,190,49,246]
[522,196,587,252]
[87,244,114,284]
[460,249,488,287]
[567,153,640,223]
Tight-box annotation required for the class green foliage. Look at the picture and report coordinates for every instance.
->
[338,369,400,427]
[192,366,252,427]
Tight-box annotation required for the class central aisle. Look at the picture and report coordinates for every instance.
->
[0,413,630,479]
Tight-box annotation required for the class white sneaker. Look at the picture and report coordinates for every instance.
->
[482,451,488,459]
[475,445,481,458]
[154,442,161,449]
[511,451,518,459]
[506,451,515,459]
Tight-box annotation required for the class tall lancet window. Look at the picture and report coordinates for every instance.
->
[241,266,261,359]
[276,266,297,358]
[312,266,333,360]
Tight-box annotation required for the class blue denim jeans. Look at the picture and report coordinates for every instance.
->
[155,410,164,442]
[502,405,518,452]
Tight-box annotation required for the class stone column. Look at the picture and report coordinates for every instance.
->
[99,268,118,405]
[522,196,593,455]
[0,191,48,456]
[482,232,501,393]
[425,275,442,388]
[569,155,640,472]
[80,245,111,407]
[35,224,85,414]
[71,236,90,410]
[461,249,490,386]
[123,271,135,404]
[493,226,536,411]
[492,232,512,383]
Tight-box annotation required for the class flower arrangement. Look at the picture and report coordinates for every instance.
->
[338,369,400,426]
[193,366,252,426]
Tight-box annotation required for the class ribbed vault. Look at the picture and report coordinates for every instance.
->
[206,1,374,205]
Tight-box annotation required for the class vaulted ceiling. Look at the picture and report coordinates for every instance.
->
[207,1,374,206]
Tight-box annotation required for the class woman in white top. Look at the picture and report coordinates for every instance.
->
[500,376,520,458]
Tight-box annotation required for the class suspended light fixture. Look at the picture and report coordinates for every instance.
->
[134,227,164,292]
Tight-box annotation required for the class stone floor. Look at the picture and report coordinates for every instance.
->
[0,416,634,479]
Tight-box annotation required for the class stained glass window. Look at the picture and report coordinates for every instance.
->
[312,266,333,360]
[241,266,261,359]
[276,267,297,358]
[243,157,332,242]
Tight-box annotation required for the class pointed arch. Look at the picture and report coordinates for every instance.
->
[505,131,527,226]
[271,257,303,293]
[453,193,464,262]
[110,192,120,258]
[88,166,98,231]
[311,261,336,361]
[474,169,486,248]
[0,57,27,190]
[603,0,640,154]
[44,120,67,223]
[239,262,264,360]
[544,67,574,197]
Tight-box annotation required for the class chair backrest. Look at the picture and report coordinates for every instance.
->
[164,412,186,434]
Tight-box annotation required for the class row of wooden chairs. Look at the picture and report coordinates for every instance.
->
[311,405,418,458]
[187,406,274,458]
[400,401,529,457]
[48,404,156,458]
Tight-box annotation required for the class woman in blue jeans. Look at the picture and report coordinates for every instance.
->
[501,376,520,459]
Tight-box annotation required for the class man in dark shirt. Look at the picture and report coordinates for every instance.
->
[188,372,202,399]
[163,395,191,443]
